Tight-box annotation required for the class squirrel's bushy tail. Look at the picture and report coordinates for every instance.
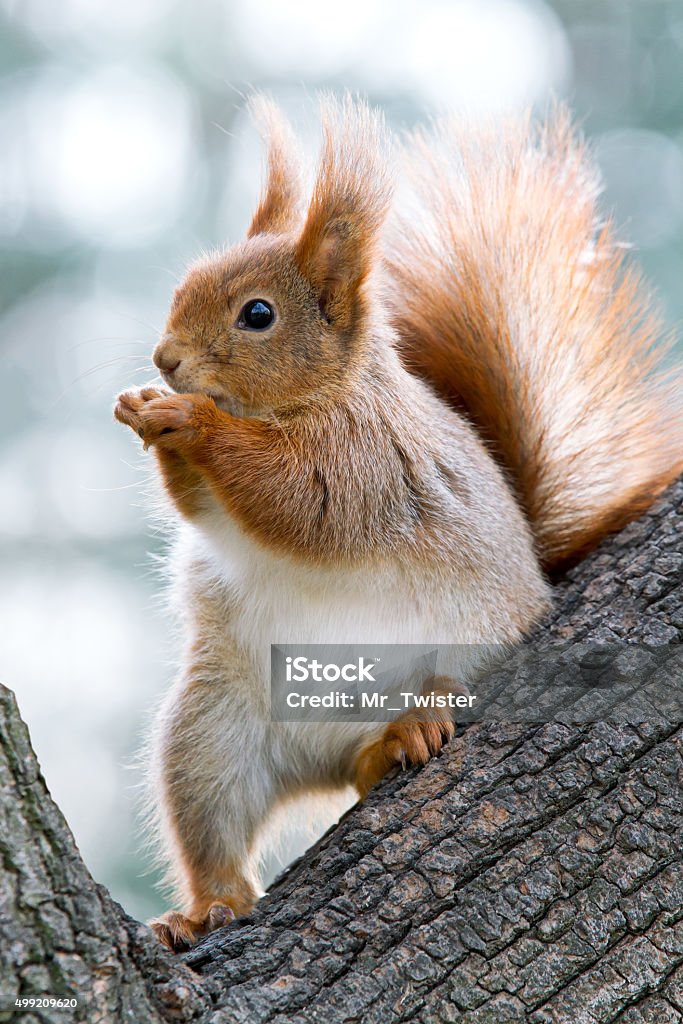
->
[386,108,683,570]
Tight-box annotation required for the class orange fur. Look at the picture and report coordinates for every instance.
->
[295,96,392,333]
[385,109,683,569]
[115,361,482,566]
[246,97,301,238]
[114,386,210,519]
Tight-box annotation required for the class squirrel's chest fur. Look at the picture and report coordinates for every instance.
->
[173,494,544,695]
[179,511,450,661]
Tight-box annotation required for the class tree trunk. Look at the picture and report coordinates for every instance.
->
[2,479,682,1024]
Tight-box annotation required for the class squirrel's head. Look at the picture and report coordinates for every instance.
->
[153,96,392,416]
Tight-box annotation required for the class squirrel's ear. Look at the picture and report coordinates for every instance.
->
[295,96,392,330]
[247,96,302,238]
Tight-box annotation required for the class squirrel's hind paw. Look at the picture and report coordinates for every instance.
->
[149,902,235,953]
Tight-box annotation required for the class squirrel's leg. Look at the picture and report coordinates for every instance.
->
[149,662,273,952]
[114,387,213,519]
[353,676,462,798]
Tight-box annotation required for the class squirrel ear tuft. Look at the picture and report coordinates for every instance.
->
[247,96,302,238]
[295,95,393,330]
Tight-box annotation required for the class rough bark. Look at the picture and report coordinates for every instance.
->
[0,687,211,1024]
[2,478,682,1024]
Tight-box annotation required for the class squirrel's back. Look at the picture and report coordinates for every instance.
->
[386,109,683,570]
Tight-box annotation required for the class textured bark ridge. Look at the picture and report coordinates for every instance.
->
[2,478,682,1024]
[0,688,212,1024]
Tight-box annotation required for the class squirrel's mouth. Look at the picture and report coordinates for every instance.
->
[159,368,183,392]
[160,369,257,418]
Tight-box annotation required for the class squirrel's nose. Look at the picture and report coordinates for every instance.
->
[153,341,182,374]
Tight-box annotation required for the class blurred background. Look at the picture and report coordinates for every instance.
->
[1,0,683,920]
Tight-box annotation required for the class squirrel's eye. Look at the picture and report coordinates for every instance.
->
[238,299,275,331]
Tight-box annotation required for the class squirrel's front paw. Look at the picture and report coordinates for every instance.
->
[114,386,168,435]
[354,717,455,799]
[149,903,235,953]
[114,388,216,450]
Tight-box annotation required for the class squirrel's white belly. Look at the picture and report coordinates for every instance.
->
[177,511,491,684]
[186,516,436,651]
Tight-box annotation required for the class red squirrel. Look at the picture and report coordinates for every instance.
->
[114,97,683,951]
